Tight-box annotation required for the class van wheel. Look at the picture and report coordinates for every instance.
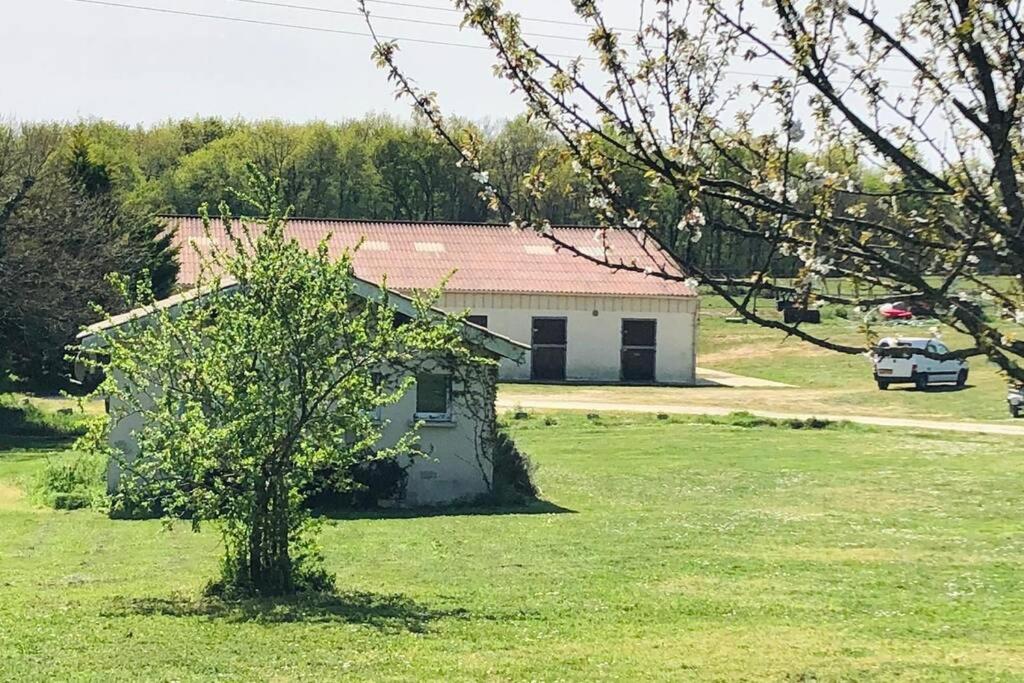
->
[1011,403,1021,419]
[914,374,929,391]
[956,369,968,388]
[876,379,890,390]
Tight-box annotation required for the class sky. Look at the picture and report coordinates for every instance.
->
[1,0,655,125]
[3,0,935,168]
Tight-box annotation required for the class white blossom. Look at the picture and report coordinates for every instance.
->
[470,170,490,185]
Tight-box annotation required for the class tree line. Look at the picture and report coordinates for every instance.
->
[1,114,890,386]
[11,114,789,263]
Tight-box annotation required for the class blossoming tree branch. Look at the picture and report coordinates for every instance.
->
[360,0,1024,380]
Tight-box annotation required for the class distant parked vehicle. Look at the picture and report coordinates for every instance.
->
[871,337,969,391]
[1009,384,1024,418]
[878,301,914,320]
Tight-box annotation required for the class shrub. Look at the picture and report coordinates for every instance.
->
[34,453,105,510]
[716,411,838,430]
[304,456,410,511]
[339,457,409,509]
[492,429,539,502]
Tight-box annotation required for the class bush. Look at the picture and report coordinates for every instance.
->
[714,411,838,430]
[304,456,410,511]
[344,458,410,509]
[34,453,105,510]
[492,430,539,502]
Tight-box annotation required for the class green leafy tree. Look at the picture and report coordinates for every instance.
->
[82,171,485,596]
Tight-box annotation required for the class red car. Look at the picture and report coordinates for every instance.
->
[878,302,914,320]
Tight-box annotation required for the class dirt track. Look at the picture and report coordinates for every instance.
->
[496,395,1024,437]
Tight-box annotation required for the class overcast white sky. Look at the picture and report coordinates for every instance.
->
[2,0,659,125]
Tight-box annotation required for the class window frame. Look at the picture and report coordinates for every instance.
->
[414,373,453,422]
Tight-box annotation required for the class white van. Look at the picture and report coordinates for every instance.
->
[871,337,969,391]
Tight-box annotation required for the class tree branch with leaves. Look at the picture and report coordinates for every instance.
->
[361,0,1024,378]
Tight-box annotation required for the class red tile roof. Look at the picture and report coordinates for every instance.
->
[167,217,696,298]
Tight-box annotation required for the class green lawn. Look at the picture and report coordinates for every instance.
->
[2,412,1022,680]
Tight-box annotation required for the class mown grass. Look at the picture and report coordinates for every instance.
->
[1,411,1022,680]
[697,294,1014,422]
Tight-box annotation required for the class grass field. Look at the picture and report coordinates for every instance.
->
[2,411,1022,681]
[693,294,1014,422]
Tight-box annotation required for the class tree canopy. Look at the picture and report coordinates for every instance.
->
[80,171,488,595]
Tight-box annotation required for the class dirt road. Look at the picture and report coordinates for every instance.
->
[496,395,1024,437]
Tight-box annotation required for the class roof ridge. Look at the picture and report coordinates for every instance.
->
[159,215,634,231]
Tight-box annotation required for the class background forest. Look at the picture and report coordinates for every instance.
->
[1,114,897,384]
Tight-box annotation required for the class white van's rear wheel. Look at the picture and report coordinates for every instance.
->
[914,374,929,391]
[956,369,968,388]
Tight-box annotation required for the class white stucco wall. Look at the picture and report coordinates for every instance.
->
[105,364,497,506]
[438,292,700,384]
[374,370,495,506]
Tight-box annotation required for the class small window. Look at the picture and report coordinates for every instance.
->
[467,314,489,328]
[415,374,451,420]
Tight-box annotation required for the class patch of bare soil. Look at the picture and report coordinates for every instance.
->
[699,342,831,365]
[0,482,26,510]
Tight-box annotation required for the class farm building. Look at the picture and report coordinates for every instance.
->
[168,218,700,384]
[77,277,529,506]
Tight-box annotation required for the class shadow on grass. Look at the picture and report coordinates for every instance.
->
[317,498,575,521]
[106,589,469,632]
[892,384,972,393]
[0,433,78,452]
[0,399,88,452]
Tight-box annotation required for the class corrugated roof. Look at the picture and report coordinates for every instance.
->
[167,217,696,298]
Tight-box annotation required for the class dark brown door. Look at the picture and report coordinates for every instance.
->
[621,319,656,382]
[531,317,567,380]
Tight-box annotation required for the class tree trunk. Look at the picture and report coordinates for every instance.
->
[245,470,293,595]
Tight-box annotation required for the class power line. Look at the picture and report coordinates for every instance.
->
[222,0,590,42]
[64,0,922,88]
[230,0,918,76]
[66,0,511,51]
[361,0,631,31]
